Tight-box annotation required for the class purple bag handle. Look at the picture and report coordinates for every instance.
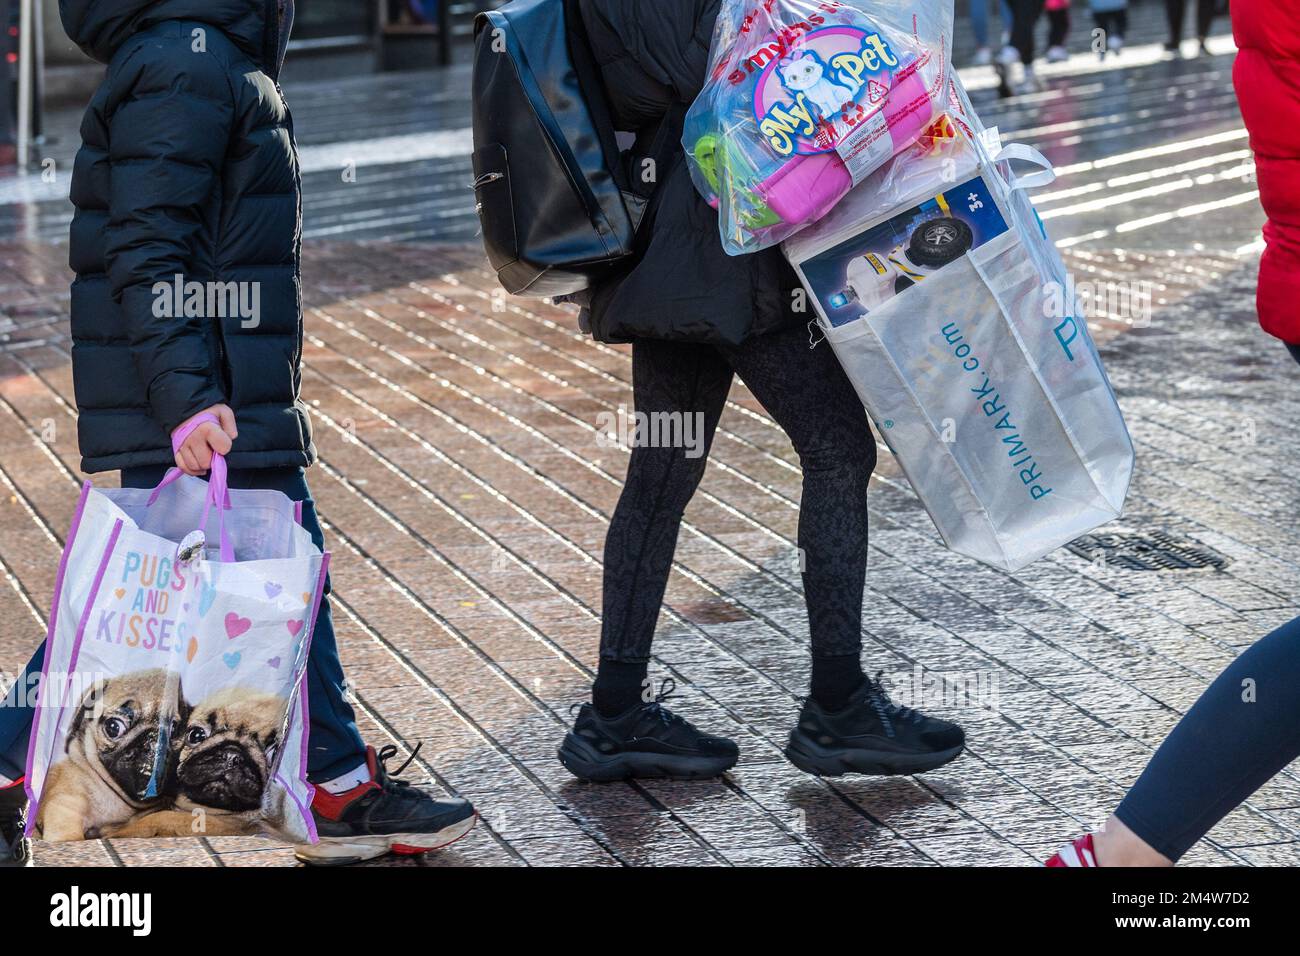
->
[147,412,235,562]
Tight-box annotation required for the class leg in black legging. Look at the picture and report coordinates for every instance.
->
[720,324,876,697]
[1113,616,1300,861]
[598,338,733,670]
[594,324,877,714]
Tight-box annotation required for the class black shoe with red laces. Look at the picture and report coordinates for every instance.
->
[294,744,476,866]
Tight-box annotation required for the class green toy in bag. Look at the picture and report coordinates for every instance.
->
[693,134,783,244]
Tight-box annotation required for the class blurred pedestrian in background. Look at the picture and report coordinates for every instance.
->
[1045,0,1071,62]
[996,0,1046,95]
[1089,0,1128,58]
[1164,0,1220,56]
[968,0,1013,65]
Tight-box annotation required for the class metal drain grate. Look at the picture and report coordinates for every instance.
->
[1067,530,1231,572]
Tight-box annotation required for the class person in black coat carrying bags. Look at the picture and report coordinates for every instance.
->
[0,0,476,867]
[557,0,966,782]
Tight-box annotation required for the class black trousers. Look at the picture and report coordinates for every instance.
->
[1008,0,1046,65]
[1046,7,1069,48]
[1165,0,1217,43]
[1093,9,1128,40]
[600,323,875,664]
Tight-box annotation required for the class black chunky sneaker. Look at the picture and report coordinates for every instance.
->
[294,744,476,866]
[785,674,965,776]
[558,679,739,781]
[1,781,32,868]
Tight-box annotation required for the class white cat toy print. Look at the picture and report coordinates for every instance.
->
[777,50,862,120]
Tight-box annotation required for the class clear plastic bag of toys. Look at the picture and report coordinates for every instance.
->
[683,0,954,255]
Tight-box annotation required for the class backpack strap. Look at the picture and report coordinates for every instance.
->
[634,103,686,199]
[563,0,629,193]
[622,102,686,234]
[565,0,686,227]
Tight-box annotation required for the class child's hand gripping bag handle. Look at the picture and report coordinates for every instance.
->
[147,412,235,562]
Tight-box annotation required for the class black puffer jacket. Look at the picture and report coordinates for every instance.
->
[578,0,805,345]
[63,0,311,473]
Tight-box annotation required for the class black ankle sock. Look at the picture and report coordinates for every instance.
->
[593,659,649,718]
[811,654,867,712]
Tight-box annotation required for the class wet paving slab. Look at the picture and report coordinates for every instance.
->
[2,230,1298,866]
[0,8,1296,867]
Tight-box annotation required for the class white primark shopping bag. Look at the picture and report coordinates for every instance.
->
[785,81,1134,571]
[25,452,326,843]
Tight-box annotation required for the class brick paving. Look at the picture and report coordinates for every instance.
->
[2,6,1299,866]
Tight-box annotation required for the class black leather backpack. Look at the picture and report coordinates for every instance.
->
[471,0,677,297]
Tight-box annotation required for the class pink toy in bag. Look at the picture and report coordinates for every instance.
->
[684,0,953,255]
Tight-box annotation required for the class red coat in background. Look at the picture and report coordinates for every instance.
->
[1232,0,1300,343]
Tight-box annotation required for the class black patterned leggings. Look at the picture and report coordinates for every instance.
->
[599,323,876,663]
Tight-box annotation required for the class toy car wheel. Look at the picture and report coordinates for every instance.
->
[907,217,974,267]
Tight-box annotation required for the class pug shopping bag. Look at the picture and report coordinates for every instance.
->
[25,455,325,844]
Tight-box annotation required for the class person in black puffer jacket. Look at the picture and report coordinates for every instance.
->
[0,0,477,868]
[557,0,967,783]
[64,0,308,473]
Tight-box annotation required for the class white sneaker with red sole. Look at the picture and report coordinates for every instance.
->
[295,744,477,866]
